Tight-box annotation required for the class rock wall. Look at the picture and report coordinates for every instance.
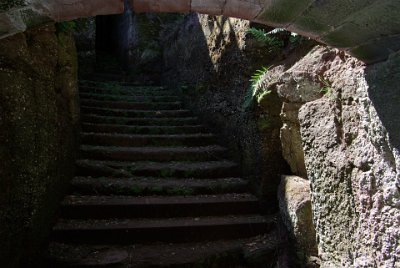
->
[161,13,290,207]
[263,46,399,267]
[0,23,79,267]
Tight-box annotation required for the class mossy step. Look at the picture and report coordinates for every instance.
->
[80,80,166,90]
[47,233,280,267]
[82,114,199,126]
[81,106,192,118]
[80,92,181,102]
[71,177,249,196]
[75,159,239,178]
[81,133,216,147]
[51,215,274,244]
[79,145,228,162]
[60,193,260,219]
[79,85,173,96]
[81,99,182,110]
[82,123,206,135]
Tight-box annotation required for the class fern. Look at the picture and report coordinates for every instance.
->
[242,66,270,110]
[319,76,333,97]
[247,28,284,49]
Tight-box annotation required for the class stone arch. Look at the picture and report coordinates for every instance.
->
[1,0,399,63]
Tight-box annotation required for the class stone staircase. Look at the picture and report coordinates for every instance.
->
[46,79,279,267]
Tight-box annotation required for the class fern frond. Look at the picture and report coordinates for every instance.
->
[242,66,270,110]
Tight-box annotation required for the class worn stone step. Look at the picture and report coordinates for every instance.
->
[80,80,166,90]
[79,86,174,96]
[82,114,199,126]
[82,123,206,135]
[81,106,192,118]
[80,92,181,102]
[70,177,249,196]
[81,133,216,147]
[51,215,274,244]
[81,99,182,110]
[79,145,227,162]
[47,233,280,267]
[60,193,260,219]
[82,73,124,82]
[75,159,239,178]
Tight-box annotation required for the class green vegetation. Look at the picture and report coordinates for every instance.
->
[166,187,194,195]
[242,66,270,110]
[56,21,76,33]
[319,76,333,97]
[248,27,308,50]
[247,28,284,49]
[160,168,175,177]
[258,116,271,131]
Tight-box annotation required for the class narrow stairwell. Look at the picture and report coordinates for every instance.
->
[47,78,279,267]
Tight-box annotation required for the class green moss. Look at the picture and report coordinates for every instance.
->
[152,187,164,194]
[131,186,143,195]
[166,187,194,195]
[160,168,175,177]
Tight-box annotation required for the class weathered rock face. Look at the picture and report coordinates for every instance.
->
[271,46,400,267]
[278,175,317,264]
[161,13,289,206]
[0,23,79,267]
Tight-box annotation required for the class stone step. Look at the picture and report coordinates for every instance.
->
[79,86,174,96]
[82,123,206,135]
[81,73,124,82]
[81,99,182,110]
[51,215,274,244]
[81,133,216,147]
[82,114,199,126]
[79,145,228,162]
[70,177,249,196]
[81,106,192,118]
[47,233,280,267]
[80,92,181,102]
[75,159,239,178]
[60,193,260,219]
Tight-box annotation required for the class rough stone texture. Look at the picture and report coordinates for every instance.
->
[287,46,399,267]
[280,102,307,178]
[0,0,124,38]
[278,175,317,264]
[0,23,79,267]
[161,13,289,208]
[132,0,191,13]
[34,0,125,21]
[1,0,400,62]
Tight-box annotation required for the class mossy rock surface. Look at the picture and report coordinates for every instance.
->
[0,23,79,267]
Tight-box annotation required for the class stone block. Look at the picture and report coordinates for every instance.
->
[191,0,225,15]
[278,175,317,258]
[41,0,125,21]
[280,103,307,178]
[287,0,376,38]
[132,0,191,13]
[0,11,26,38]
[222,0,263,20]
[349,34,400,64]
[254,0,313,26]
[320,0,400,48]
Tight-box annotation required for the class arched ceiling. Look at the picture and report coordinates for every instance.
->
[1,0,399,64]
